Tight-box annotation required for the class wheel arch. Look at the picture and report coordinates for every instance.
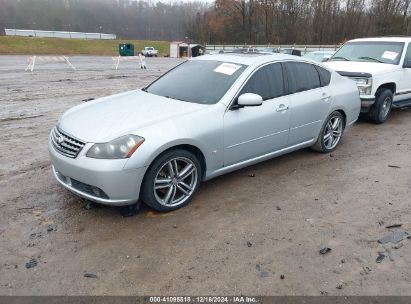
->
[146,143,207,180]
[329,108,347,129]
[376,82,396,95]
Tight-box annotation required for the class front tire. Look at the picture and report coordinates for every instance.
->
[368,89,393,124]
[141,149,202,212]
[311,111,344,153]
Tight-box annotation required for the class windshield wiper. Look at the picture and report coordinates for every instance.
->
[164,95,187,102]
[141,87,147,92]
[358,56,384,63]
[331,56,350,61]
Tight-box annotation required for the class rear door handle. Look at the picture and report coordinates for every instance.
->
[276,104,289,112]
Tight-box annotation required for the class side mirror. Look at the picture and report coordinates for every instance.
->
[403,58,411,68]
[237,93,263,107]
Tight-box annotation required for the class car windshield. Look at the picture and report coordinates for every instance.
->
[303,52,325,62]
[146,60,247,104]
[330,41,405,65]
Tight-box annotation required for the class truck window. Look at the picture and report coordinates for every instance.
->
[330,41,405,65]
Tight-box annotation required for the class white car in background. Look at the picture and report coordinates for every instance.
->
[142,46,158,57]
[303,51,335,62]
[325,37,411,123]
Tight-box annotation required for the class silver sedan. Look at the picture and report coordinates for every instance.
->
[48,54,360,212]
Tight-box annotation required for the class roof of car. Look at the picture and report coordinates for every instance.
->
[348,36,411,43]
[192,53,301,66]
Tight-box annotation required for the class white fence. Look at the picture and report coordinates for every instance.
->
[112,56,145,70]
[25,56,76,72]
[206,44,341,54]
[5,29,116,40]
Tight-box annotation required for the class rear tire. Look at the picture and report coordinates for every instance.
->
[368,89,393,124]
[141,149,202,212]
[311,111,344,153]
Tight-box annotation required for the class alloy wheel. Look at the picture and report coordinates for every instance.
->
[323,115,343,150]
[153,157,198,207]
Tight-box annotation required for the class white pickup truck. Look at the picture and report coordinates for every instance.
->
[325,37,411,123]
[141,46,158,57]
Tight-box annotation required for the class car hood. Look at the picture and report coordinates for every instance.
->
[325,61,400,76]
[58,90,207,143]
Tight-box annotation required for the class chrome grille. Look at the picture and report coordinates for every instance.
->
[51,127,85,158]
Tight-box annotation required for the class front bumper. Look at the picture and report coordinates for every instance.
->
[49,139,147,206]
[360,96,375,113]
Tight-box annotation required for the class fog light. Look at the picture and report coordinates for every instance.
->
[91,186,102,197]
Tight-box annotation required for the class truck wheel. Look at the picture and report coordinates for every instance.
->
[368,89,393,124]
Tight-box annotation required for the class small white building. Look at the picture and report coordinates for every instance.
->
[170,42,205,58]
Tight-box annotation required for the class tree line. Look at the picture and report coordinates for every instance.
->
[194,0,411,44]
[0,0,410,44]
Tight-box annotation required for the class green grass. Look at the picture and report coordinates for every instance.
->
[0,36,170,56]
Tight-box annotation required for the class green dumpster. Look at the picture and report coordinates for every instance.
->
[119,43,134,56]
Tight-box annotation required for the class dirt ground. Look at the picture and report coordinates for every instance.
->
[0,55,411,296]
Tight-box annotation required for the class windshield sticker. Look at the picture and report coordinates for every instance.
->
[214,63,241,75]
[382,51,398,61]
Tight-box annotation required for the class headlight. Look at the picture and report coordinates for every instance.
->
[353,78,371,85]
[86,135,145,159]
[352,77,372,95]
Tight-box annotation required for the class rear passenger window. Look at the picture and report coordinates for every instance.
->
[285,62,321,93]
[239,63,285,100]
[315,66,332,87]
[405,43,411,62]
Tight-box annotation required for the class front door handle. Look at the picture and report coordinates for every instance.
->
[276,104,289,112]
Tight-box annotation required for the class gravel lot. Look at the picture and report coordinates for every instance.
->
[1,55,411,296]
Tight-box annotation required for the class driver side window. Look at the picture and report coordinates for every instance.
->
[239,63,286,101]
